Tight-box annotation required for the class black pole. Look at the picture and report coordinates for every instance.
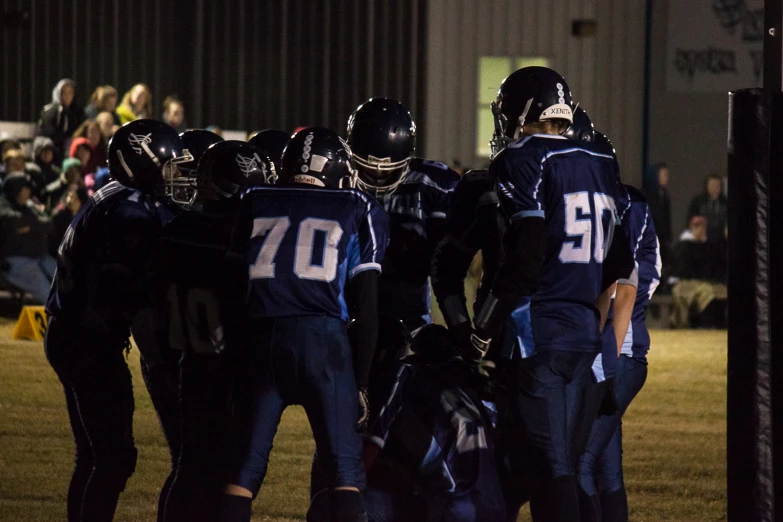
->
[727,2,783,520]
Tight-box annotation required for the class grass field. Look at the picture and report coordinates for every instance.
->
[0,321,726,522]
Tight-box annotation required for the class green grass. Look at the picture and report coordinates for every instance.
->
[0,324,726,521]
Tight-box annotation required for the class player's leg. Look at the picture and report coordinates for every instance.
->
[596,425,627,522]
[512,349,593,522]
[167,352,233,522]
[299,316,367,522]
[132,307,182,522]
[220,319,288,522]
[45,317,137,522]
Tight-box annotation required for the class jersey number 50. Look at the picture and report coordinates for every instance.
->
[250,217,344,282]
[559,192,616,264]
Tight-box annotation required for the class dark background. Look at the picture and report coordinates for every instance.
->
[1,0,427,143]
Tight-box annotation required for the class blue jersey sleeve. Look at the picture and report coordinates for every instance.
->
[492,148,545,221]
[349,197,389,279]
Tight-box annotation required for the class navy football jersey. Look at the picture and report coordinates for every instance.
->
[432,169,503,323]
[238,186,389,321]
[493,134,621,352]
[367,361,505,520]
[156,208,247,354]
[47,181,163,331]
[375,158,459,329]
[619,186,661,361]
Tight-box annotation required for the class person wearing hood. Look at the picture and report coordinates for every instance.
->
[26,137,61,199]
[0,173,55,304]
[71,120,107,173]
[38,79,85,163]
[44,158,84,211]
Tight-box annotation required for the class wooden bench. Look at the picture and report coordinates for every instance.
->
[646,293,675,329]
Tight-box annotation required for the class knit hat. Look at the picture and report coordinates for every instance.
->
[61,157,81,173]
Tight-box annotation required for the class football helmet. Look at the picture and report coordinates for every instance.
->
[346,97,416,197]
[192,140,274,206]
[563,106,595,144]
[280,127,355,189]
[164,129,224,204]
[593,131,616,158]
[490,66,574,157]
[108,119,193,195]
[248,129,289,178]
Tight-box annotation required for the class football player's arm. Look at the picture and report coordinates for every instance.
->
[431,177,481,330]
[346,270,378,390]
[601,224,635,292]
[472,154,546,354]
[612,283,636,354]
[363,365,410,470]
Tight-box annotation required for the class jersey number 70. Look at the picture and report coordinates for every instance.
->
[250,217,344,282]
[559,192,616,264]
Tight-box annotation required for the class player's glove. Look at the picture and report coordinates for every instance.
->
[357,387,370,431]
[466,329,492,363]
[450,321,475,356]
[598,377,620,417]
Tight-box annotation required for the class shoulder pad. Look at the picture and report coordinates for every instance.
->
[409,157,460,186]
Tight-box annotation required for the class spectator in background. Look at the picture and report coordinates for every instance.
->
[48,186,88,257]
[38,79,85,163]
[669,215,727,328]
[0,173,55,304]
[68,138,96,193]
[2,149,27,179]
[96,111,119,141]
[85,85,121,125]
[162,96,187,133]
[72,119,107,171]
[116,83,153,124]
[643,162,672,263]
[44,158,84,211]
[28,137,60,199]
[688,173,728,244]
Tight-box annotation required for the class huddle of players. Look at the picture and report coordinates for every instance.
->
[42,65,661,522]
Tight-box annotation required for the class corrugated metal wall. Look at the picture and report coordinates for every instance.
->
[1,0,427,138]
[424,0,646,183]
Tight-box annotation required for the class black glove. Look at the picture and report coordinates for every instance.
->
[357,387,370,431]
[450,321,475,357]
[598,378,620,417]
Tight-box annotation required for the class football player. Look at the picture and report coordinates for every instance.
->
[44,119,192,522]
[161,140,274,522]
[131,127,224,522]
[248,128,289,175]
[577,183,660,522]
[219,128,389,522]
[363,324,505,522]
[465,67,631,520]
[347,98,459,331]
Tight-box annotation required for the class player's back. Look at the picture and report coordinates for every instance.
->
[495,135,620,351]
[46,181,162,329]
[240,185,388,321]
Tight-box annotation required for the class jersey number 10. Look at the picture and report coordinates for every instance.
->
[559,192,616,264]
[250,217,344,282]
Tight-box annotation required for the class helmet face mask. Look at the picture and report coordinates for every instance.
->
[346,97,416,197]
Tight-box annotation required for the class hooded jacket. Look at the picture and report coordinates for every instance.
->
[0,174,52,258]
[69,137,97,175]
[37,79,85,160]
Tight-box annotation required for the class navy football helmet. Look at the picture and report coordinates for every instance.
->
[563,106,595,144]
[248,129,289,177]
[346,97,416,197]
[192,140,274,207]
[164,129,224,204]
[280,127,355,189]
[593,131,616,158]
[490,66,574,157]
[108,119,193,195]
